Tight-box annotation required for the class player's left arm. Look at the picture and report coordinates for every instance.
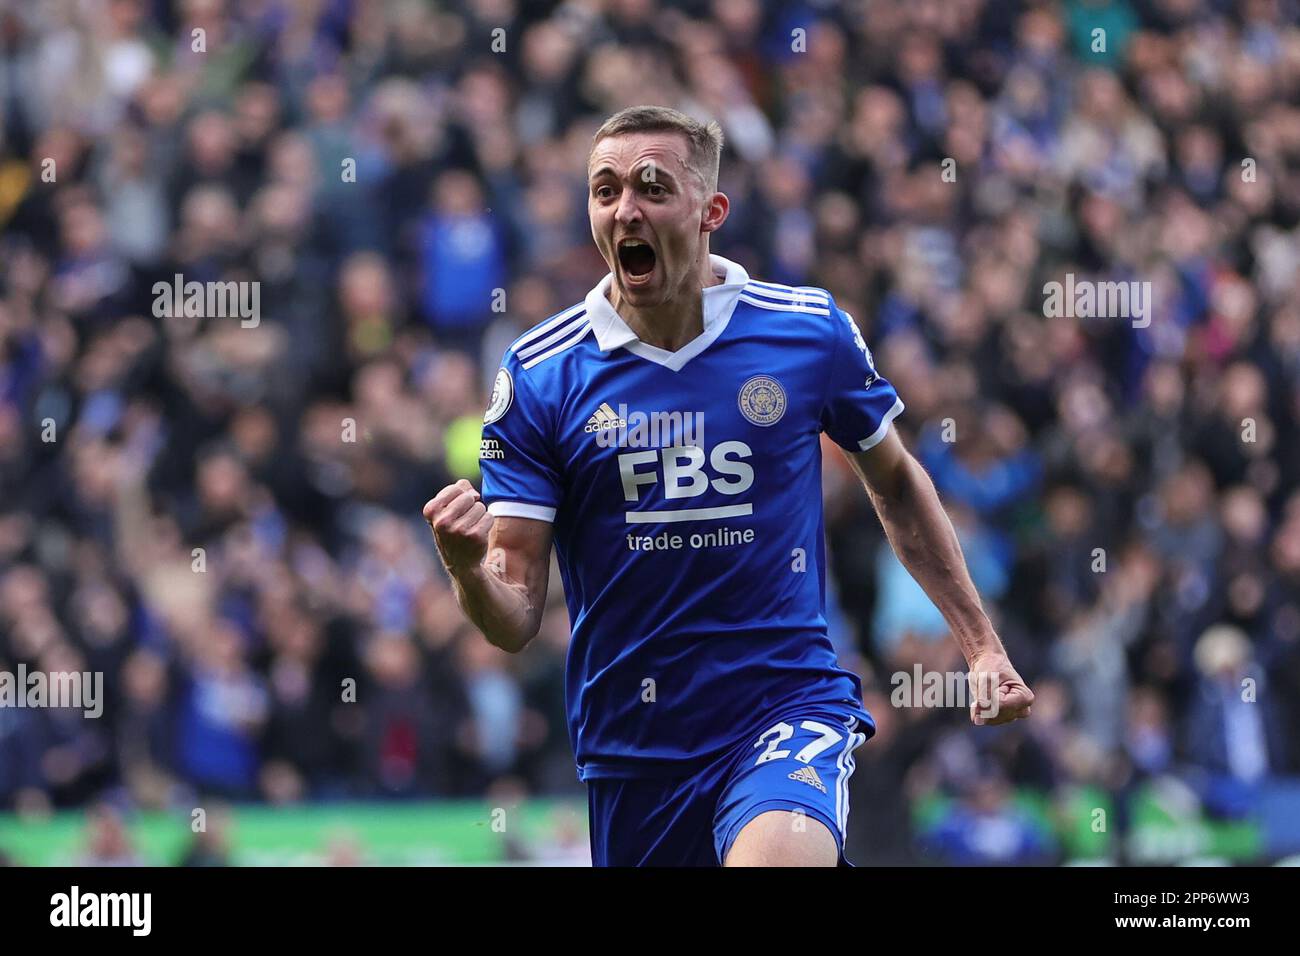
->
[844,430,1034,726]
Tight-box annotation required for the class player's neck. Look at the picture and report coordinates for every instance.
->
[610,254,723,352]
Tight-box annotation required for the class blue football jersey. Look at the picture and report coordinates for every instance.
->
[478,255,904,779]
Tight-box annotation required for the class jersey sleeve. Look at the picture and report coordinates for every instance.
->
[478,350,563,522]
[819,297,905,452]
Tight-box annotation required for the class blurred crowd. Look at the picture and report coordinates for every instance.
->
[1,0,1299,865]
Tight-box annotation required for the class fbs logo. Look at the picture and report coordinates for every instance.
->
[584,402,626,434]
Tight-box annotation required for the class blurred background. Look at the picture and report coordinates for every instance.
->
[1,0,1299,866]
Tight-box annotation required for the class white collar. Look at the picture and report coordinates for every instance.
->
[584,254,750,370]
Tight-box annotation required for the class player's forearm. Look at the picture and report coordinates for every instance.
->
[448,561,540,653]
[868,456,1004,665]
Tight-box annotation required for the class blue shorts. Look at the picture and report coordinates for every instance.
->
[586,703,870,866]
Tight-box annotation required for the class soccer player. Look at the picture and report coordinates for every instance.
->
[424,105,1033,867]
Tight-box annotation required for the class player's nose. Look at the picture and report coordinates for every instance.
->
[614,187,642,224]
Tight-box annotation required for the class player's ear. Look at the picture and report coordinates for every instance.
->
[701,191,729,234]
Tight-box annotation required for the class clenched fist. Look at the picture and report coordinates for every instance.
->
[423,479,493,575]
[966,652,1034,726]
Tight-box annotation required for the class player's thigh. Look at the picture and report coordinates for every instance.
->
[725,809,838,866]
[714,712,867,866]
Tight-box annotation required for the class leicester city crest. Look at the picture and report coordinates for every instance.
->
[738,375,787,426]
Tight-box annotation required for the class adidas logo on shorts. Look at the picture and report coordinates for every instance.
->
[788,765,827,793]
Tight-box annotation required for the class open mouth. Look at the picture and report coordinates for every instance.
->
[617,238,656,281]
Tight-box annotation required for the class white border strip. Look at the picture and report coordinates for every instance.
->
[746,280,830,300]
[624,503,753,524]
[511,303,586,353]
[836,718,866,835]
[857,397,905,451]
[738,293,830,316]
[516,314,590,360]
[521,322,592,369]
[487,501,557,522]
[744,285,829,306]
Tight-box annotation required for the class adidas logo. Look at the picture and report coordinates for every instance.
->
[584,402,626,433]
[788,765,827,793]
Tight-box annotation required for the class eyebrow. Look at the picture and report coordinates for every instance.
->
[588,163,679,186]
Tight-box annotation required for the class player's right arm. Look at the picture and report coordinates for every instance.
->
[423,480,552,653]
[428,348,564,653]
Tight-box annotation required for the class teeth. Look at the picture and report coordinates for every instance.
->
[619,238,649,248]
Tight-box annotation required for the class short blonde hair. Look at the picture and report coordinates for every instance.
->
[589,105,724,195]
